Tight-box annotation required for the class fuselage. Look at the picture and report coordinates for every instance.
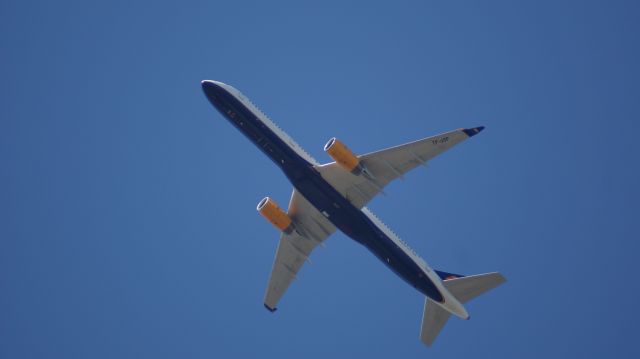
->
[202,81,447,303]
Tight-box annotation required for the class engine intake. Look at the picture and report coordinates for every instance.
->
[324,137,362,174]
[257,197,293,233]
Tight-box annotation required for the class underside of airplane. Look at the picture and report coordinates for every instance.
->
[201,80,506,346]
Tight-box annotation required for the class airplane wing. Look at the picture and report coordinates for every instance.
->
[314,127,484,208]
[263,189,336,311]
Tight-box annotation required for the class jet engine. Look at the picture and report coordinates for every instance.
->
[257,197,293,233]
[324,137,370,177]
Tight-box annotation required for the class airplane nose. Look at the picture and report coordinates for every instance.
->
[201,80,225,103]
[201,80,218,92]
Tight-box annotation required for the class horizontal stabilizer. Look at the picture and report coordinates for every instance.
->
[443,272,506,304]
[420,298,451,347]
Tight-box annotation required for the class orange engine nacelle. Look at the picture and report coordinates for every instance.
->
[324,137,362,174]
[257,197,293,233]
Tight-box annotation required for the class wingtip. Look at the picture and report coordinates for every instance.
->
[264,303,277,313]
[463,126,485,137]
[421,339,434,348]
[496,272,508,284]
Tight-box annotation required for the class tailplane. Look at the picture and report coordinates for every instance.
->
[420,272,506,347]
[420,298,451,346]
[443,272,506,304]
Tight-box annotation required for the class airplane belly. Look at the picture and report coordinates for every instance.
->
[288,169,444,302]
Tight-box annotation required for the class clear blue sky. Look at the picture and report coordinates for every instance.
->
[2,1,639,357]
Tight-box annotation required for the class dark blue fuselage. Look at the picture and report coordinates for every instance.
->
[202,81,443,303]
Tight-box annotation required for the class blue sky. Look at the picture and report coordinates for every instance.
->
[2,0,640,357]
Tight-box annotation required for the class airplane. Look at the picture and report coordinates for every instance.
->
[201,80,506,346]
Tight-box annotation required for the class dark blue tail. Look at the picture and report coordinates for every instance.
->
[434,270,465,281]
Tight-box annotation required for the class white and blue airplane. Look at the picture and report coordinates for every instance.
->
[202,80,506,346]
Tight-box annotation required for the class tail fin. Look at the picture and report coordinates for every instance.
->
[419,272,506,347]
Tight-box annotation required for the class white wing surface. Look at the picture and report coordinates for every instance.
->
[263,189,336,311]
[315,127,483,208]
